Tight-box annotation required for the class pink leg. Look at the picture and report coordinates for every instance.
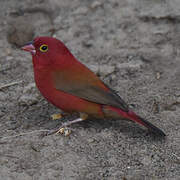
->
[46,113,88,135]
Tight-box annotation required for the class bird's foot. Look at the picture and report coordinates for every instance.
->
[46,113,88,136]
[56,127,72,136]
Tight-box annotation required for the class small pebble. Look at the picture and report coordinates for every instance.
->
[156,72,161,79]
[91,1,102,9]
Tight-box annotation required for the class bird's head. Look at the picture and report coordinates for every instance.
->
[21,36,72,67]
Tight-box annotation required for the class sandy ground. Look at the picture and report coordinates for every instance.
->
[0,0,180,179]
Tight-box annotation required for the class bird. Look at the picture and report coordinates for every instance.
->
[21,36,166,136]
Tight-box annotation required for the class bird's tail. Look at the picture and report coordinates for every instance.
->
[108,106,166,136]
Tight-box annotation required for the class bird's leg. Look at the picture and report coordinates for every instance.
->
[46,113,88,136]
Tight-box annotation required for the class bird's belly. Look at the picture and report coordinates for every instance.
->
[34,70,104,118]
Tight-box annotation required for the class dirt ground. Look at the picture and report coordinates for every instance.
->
[0,0,180,179]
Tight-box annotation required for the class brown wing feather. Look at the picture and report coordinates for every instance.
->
[52,66,129,112]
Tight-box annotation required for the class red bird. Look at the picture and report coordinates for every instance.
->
[22,36,165,136]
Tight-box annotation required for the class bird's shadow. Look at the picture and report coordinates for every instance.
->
[75,118,166,142]
[16,103,166,142]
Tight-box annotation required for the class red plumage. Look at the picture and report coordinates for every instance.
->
[22,36,165,136]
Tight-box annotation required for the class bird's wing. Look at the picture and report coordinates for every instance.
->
[52,65,129,112]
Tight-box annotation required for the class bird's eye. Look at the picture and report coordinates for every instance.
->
[39,44,48,52]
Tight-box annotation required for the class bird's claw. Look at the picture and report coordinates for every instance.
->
[56,127,72,136]
[44,126,71,136]
[44,113,88,136]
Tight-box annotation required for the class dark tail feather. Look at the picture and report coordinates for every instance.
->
[127,111,166,136]
[109,106,166,136]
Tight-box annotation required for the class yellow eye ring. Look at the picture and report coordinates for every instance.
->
[39,44,48,52]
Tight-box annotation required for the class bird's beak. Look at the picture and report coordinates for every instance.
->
[21,41,36,55]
